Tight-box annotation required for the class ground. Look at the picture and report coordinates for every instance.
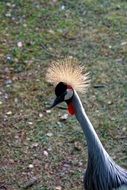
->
[0,0,127,190]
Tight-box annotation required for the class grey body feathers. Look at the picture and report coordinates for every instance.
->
[84,152,127,190]
[72,91,127,190]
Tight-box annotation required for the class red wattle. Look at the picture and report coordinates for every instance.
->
[67,102,75,115]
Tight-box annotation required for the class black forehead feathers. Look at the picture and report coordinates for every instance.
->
[55,82,67,97]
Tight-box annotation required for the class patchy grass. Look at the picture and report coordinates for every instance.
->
[0,0,127,189]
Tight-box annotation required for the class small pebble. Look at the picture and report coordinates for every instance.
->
[9,159,15,164]
[46,132,53,137]
[5,79,12,85]
[43,150,48,157]
[6,55,13,63]
[12,4,16,8]
[28,164,34,169]
[28,122,33,125]
[122,127,126,132]
[31,143,39,148]
[4,67,10,73]
[74,142,82,151]
[79,161,83,166]
[17,41,23,48]
[52,0,57,3]
[4,94,9,99]
[46,109,51,113]
[39,113,43,117]
[6,2,11,7]
[47,147,52,151]
[6,111,12,115]
[48,29,55,34]
[5,13,11,17]
[107,101,112,105]
[23,23,27,27]
[61,5,65,10]
[14,98,18,103]
[56,186,62,190]
[121,42,127,46]
[15,135,19,139]
[60,113,68,121]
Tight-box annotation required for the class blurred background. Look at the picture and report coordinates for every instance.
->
[0,0,127,189]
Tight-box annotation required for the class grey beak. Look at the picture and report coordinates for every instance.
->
[49,92,67,109]
[50,97,62,109]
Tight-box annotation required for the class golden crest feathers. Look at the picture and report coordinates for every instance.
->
[46,57,90,93]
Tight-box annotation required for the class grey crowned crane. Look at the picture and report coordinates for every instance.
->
[46,58,127,190]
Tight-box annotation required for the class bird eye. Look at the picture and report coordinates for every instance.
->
[64,89,73,100]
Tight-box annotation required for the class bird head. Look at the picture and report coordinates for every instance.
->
[46,57,89,115]
[50,82,75,115]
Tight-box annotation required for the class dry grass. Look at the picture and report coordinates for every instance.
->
[0,0,127,189]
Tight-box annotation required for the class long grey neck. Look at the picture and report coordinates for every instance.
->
[72,91,108,158]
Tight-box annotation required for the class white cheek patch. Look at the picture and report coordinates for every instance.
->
[64,89,73,100]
